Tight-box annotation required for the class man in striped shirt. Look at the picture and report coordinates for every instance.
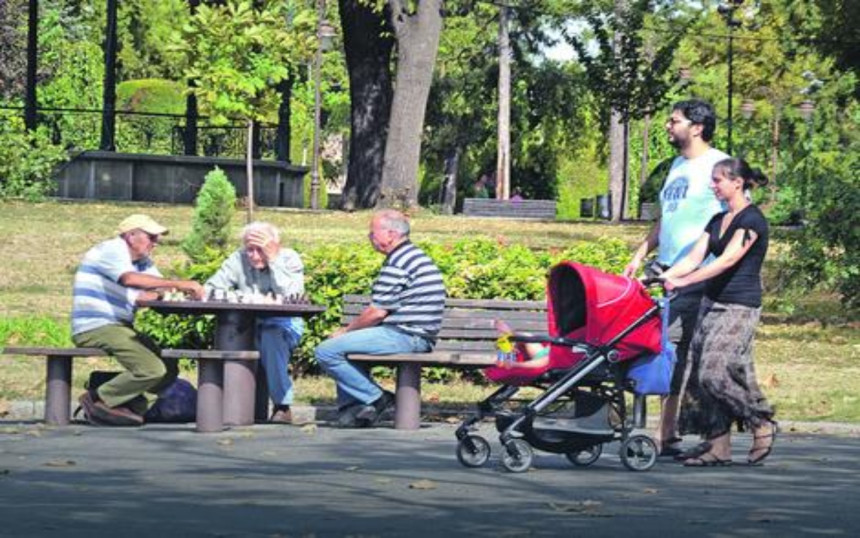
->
[72,214,205,426]
[315,210,446,427]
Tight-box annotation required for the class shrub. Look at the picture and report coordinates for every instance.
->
[0,316,71,347]
[0,116,68,201]
[182,167,237,263]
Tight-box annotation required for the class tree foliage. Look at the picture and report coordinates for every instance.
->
[171,0,315,124]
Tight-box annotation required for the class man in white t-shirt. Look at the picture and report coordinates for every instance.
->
[623,99,729,458]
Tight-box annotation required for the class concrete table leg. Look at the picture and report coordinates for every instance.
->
[216,310,257,426]
[196,359,223,433]
[394,363,422,430]
[45,356,72,426]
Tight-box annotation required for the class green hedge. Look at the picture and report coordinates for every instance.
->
[2,236,631,377]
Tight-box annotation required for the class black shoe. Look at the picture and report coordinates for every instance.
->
[355,391,395,426]
[335,403,364,428]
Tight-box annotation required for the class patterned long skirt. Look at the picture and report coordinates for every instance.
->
[678,298,774,438]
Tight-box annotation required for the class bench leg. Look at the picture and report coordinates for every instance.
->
[45,356,72,426]
[196,359,224,433]
[394,363,421,430]
[223,360,257,426]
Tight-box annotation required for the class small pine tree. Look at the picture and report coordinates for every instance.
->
[182,167,237,263]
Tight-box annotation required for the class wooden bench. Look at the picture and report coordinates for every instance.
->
[462,198,557,220]
[341,295,547,429]
[1,346,258,433]
[1,347,108,426]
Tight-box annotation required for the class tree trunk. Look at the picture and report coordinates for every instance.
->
[378,0,444,209]
[440,145,460,215]
[607,0,628,222]
[338,0,394,210]
[608,109,625,222]
[495,5,511,201]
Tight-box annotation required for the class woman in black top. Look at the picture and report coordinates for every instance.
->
[661,158,776,467]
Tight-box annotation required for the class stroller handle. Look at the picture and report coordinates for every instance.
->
[640,276,678,302]
[510,334,593,352]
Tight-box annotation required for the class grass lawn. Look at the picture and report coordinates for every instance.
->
[1,200,858,422]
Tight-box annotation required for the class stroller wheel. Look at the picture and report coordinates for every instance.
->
[501,439,534,473]
[565,444,603,467]
[456,435,491,468]
[620,435,658,472]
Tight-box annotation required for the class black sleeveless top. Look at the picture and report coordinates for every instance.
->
[703,205,769,307]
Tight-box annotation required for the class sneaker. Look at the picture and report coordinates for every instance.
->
[79,391,144,427]
[335,403,365,428]
[355,391,395,426]
[270,406,292,424]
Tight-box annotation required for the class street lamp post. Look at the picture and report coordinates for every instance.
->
[798,99,815,218]
[718,1,744,155]
[310,0,335,210]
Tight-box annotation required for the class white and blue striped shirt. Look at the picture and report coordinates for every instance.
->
[71,237,160,335]
[372,241,446,339]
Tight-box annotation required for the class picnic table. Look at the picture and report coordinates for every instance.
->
[139,299,325,428]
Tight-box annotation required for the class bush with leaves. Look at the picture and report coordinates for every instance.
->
[0,116,68,201]
[182,167,237,264]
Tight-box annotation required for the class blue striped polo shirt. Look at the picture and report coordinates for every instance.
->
[71,237,161,335]
[372,241,446,340]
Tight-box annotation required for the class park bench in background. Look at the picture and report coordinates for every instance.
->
[341,295,547,430]
[2,346,258,432]
[462,198,557,220]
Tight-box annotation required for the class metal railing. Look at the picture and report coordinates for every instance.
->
[0,106,280,160]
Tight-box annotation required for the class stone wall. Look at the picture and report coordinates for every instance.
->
[55,151,308,207]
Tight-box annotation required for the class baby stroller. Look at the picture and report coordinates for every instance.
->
[455,261,673,473]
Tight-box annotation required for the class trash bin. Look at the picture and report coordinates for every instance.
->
[596,193,612,220]
[580,198,594,218]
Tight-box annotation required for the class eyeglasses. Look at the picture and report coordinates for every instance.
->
[666,117,691,126]
[146,233,160,243]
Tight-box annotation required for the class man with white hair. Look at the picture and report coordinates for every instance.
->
[73,214,205,426]
[205,221,305,424]
[315,210,446,428]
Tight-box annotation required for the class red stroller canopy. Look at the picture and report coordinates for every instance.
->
[547,261,661,364]
[485,262,662,385]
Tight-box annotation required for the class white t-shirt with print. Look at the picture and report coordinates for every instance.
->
[658,147,729,265]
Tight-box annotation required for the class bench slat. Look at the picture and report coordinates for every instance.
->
[161,349,260,360]
[341,295,545,311]
[341,316,546,332]
[347,352,496,366]
[2,347,107,357]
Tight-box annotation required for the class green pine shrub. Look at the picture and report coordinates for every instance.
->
[182,167,237,264]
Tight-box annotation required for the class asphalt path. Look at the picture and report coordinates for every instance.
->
[1,421,859,537]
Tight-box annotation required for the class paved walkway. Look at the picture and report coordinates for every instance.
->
[1,421,859,537]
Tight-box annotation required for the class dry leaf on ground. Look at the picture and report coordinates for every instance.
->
[408,479,438,490]
[44,459,76,467]
[300,424,317,435]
